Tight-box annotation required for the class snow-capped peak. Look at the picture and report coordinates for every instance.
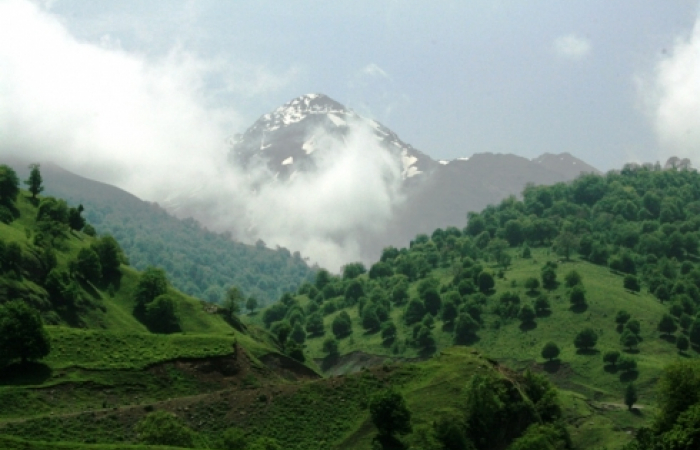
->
[259,93,355,132]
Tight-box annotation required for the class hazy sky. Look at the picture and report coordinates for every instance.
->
[5,0,696,171]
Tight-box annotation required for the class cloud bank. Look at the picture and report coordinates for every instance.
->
[644,13,700,164]
[0,0,403,271]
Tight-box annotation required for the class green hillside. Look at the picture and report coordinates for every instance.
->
[247,164,700,448]
[8,160,316,305]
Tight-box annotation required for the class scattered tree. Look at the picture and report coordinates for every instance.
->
[477,271,495,293]
[74,247,101,283]
[574,328,598,351]
[676,335,690,353]
[290,322,306,344]
[332,311,352,338]
[454,313,479,344]
[615,310,631,327]
[534,295,551,316]
[305,312,324,337]
[624,383,638,411]
[144,294,180,334]
[369,389,412,438]
[0,300,51,364]
[518,304,536,324]
[541,342,560,361]
[569,284,587,308]
[618,356,638,373]
[524,277,540,293]
[603,350,620,367]
[322,337,339,358]
[404,298,425,325]
[24,163,44,200]
[381,321,397,343]
[620,328,640,351]
[623,275,641,293]
[658,314,678,337]
[242,297,257,314]
[564,270,582,288]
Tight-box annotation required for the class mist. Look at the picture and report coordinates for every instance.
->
[0,0,404,271]
[645,11,700,164]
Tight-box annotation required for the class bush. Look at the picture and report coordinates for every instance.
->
[135,411,194,447]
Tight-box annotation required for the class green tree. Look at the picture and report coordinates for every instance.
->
[441,297,459,324]
[246,296,258,313]
[534,295,551,316]
[224,286,244,317]
[369,389,412,437]
[569,284,586,308]
[290,321,306,344]
[404,298,425,325]
[271,321,292,344]
[690,319,700,347]
[677,335,690,353]
[553,231,578,261]
[658,314,678,336]
[221,428,248,450]
[541,268,557,290]
[518,304,536,324]
[332,311,352,338]
[564,270,582,288]
[616,310,631,327]
[381,321,397,343]
[24,163,44,200]
[574,328,598,351]
[144,294,180,334]
[603,350,620,366]
[305,312,325,337]
[68,205,86,232]
[0,300,51,364]
[322,337,339,357]
[524,277,539,293]
[655,360,700,432]
[422,288,442,316]
[75,247,101,283]
[454,313,479,344]
[624,275,641,292]
[248,437,282,450]
[624,383,638,411]
[134,267,168,315]
[0,165,20,217]
[620,328,640,351]
[342,262,366,280]
[618,356,638,373]
[541,342,560,361]
[626,319,641,336]
[477,271,495,293]
[91,235,122,279]
[361,303,381,331]
[135,411,194,448]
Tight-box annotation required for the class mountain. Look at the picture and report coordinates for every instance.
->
[228,94,601,260]
[229,93,437,181]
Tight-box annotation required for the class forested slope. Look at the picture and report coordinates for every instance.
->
[9,160,315,305]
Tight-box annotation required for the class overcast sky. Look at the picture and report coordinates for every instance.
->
[3,0,697,172]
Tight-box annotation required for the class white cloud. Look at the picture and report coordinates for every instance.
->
[553,33,591,60]
[643,14,700,164]
[0,0,404,270]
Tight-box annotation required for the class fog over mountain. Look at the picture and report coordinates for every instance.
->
[1,0,699,270]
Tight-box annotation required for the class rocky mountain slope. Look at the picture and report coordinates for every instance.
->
[228,93,600,259]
